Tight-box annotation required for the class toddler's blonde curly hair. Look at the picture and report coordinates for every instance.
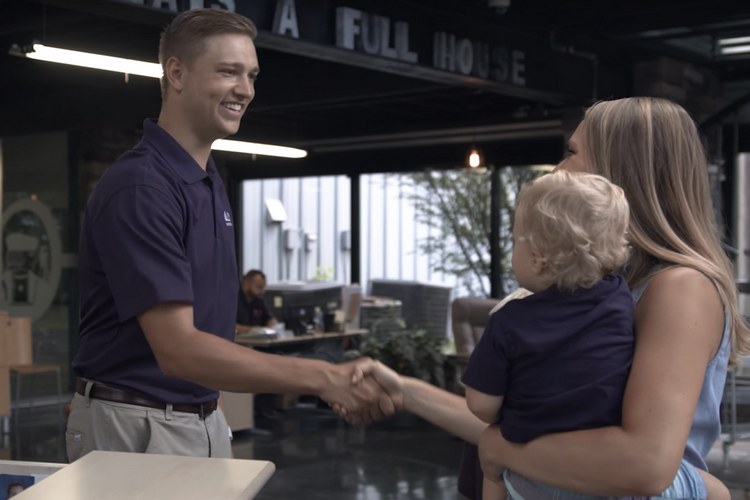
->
[515,170,630,291]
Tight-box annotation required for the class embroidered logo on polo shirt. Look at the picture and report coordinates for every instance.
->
[223,211,233,227]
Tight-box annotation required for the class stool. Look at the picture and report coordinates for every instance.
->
[9,364,64,436]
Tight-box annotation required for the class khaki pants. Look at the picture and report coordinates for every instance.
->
[65,389,232,462]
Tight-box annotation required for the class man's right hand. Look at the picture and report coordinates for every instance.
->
[351,359,405,410]
[327,359,406,426]
[319,359,397,425]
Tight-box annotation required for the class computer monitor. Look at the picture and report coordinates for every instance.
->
[264,282,343,335]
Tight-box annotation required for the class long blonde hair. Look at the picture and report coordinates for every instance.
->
[583,97,750,364]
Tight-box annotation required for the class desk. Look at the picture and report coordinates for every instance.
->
[235,329,367,349]
[10,451,275,500]
[232,329,367,417]
[224,330,366,429]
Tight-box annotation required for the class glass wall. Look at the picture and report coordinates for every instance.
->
[0,127,143,390]
[1,132,75,386]
[239,176,351,283]
[240,168,518,341]
[239,166,540,292]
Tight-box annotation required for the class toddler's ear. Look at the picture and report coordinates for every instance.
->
[531,252,548,275]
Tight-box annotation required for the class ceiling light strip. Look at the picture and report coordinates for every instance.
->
[719,45,750,55]
[9,43,308,159]
[212,139,308,158]
[718,36,750,46]
[15,43,163,78]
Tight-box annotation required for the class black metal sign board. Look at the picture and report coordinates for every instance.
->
[108,0,595,104]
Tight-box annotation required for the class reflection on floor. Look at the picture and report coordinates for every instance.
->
[2,399,750,499]
[240,405,464,500]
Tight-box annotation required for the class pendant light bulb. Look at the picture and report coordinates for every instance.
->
[466,146,484,169]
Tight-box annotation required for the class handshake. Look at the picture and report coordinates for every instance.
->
[320,359,405,427]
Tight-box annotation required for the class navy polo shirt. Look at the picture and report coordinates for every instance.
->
[462,274,634,443]
[74,119,238,404]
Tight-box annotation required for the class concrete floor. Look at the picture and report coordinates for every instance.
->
[2,398,749,499]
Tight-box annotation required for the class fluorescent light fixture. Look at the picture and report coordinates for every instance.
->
[718,36,750,46]
[10,43,162,78]
[720,45,750,55]
[213,139,308,158]
[10,43,308,159]
[717,35,750,56]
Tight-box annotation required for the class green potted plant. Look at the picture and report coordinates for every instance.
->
[358,319,446,388]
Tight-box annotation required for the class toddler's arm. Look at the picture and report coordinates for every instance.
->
[465,385,504,424]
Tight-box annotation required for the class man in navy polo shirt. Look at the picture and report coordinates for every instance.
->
[66,8,391,462]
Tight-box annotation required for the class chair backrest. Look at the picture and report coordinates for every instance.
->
[451,297,502,358]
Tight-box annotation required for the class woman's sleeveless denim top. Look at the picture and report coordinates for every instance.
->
[631,269,730,470]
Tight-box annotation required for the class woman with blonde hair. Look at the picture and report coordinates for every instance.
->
[351,97,750,498]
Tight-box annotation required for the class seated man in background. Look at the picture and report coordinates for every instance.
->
[236,269,277,332]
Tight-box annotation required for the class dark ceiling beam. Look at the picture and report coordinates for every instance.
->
[612,19,750,43]
[0,9,91,37]
[701,90,750,129]
[223,135,565,181]
[24,0,174,27]
[397,0,501,22]
[250,85,453,114]
[294,120,563,153]
[518,1,750,38]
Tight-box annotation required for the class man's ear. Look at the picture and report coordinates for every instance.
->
[531,251,547,275]
[163,56,185,93]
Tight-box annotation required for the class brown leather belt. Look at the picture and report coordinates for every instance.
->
[76,378,217,418]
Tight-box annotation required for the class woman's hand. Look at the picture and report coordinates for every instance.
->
[330,359,404,426]
[351,359,406,409]
[478,423,509,483]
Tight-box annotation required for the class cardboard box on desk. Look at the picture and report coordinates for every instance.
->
[1,314,32,366]
[0,313,33,417]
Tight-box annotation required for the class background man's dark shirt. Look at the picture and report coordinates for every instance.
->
[237,291,274,327]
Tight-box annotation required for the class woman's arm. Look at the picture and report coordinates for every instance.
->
[479,267,725,496]
[402,377,488,444]
[353,360,487,444]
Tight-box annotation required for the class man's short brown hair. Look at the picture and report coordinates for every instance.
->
[158,8,257,96]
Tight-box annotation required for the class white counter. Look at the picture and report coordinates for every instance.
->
[7,450,274,500]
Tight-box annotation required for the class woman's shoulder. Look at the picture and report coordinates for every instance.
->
[649,265,714,288]
[636,266,725,365]
[640,265,721,310]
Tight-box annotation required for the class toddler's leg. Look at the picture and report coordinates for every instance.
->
[697,469,729,500]
[482,475,508,500]
[652,460,728,500]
